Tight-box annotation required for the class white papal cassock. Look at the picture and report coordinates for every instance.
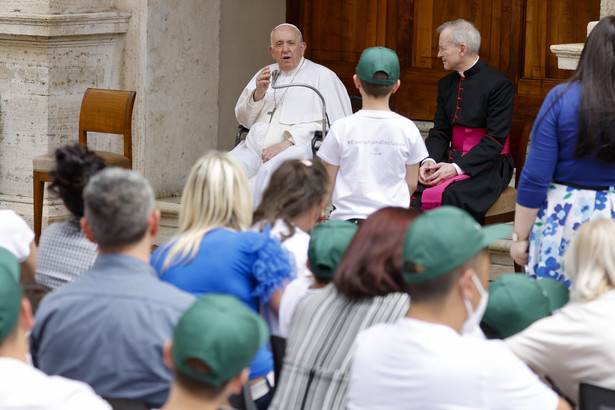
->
[232,57,352,207]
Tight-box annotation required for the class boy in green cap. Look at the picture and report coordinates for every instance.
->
[159,294,269,410]
[318,46,427,222]
[278,220,357,337]
[0,248,110,409]
[346,206,571,410]
[481,273,569,339]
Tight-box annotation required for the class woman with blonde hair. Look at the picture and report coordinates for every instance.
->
[152,150,292,409]
[507,218,615,405]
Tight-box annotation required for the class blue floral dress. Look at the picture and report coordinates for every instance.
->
[528,183,615,286]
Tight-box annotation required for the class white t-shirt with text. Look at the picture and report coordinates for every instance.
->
[318,110,427,220]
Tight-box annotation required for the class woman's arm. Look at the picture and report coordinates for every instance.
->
[510,204,539,266]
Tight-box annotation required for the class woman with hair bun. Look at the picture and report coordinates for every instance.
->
[36,143,106,289]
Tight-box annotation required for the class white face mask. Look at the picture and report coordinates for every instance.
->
[461,273,489,335]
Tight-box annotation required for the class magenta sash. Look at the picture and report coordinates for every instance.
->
[421,126,509,210]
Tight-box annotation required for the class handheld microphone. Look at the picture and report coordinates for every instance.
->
[271,69,280,87]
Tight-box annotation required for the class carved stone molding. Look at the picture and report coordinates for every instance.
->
[0,12,130,45]
[550,21,598,70]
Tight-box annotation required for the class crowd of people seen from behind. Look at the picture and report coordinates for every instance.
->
[3,16,615,410]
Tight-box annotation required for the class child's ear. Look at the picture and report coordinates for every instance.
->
[162,340,174,370]
[353,74,362,90]
[391,79,401,94]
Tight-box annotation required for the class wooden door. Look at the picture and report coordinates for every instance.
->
[287,0,599,122]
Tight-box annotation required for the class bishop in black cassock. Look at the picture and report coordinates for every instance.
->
[411,20,514,220]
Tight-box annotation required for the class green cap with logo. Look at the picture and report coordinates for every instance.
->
[356,46,400,86]
[481,274,569,339]
[402,206,511,283]
[308,220,358,280]
[172,294,269,387]
[0,248,21,342]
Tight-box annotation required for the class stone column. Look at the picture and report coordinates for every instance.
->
[0,2,130,225]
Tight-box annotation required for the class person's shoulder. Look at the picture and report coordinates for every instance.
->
[375,290,411,308]
[0,209,25,224]
[1,359,111,410]
[44,374,112,409]
[477,61,513,86]
[240,228,272,246]
[328,111,359,128]
[467,337,525,366]
[139,263,196,306]
[39,219,88,248]
[388,112,420,128]
[35,273,83,313]
[38,219,65,238]
[358,320,400,343]
[547,81,580,101]
[285,275,313,294]
[305,58,345,81]
[295,283,337,311]
[437,70,460,86]
[305,58,334,74]
[202,228,264,249]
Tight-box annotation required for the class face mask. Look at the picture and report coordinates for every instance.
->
[461,273,489,335]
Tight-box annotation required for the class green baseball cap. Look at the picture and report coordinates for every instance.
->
[172,294,269,387]
[356,46,400,86]
[0,248,21,342]
[481,274,569,339]
[308,220,358,280]
[402,206,511,283]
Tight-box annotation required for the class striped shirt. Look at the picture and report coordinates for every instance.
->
[270,285,409,410]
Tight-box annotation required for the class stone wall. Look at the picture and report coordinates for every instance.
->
[114,0,221,197]
[218,0,286,152]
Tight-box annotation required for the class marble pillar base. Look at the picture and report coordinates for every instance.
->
[550,21,599,70]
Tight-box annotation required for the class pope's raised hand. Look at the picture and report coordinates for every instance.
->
[253,67,271,102]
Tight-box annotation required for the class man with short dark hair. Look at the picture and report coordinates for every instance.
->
[347,206,571,410]
[0,248,111,409]
[158,294,269,410]
[411,19,514,220]
[30,168,195,408]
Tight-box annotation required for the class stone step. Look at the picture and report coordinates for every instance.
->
[154,196,181,247]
